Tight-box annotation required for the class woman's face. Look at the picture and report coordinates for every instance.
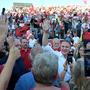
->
[79,47,84,57]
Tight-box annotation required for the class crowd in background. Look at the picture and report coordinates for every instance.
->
[0,5,90,90]
[7,5,90,43]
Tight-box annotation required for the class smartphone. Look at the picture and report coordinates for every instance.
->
[67,50,74,64]
[84,49,90,77]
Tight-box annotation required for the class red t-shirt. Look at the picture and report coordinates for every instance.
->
[83,31,90,40]
[20,48,32,71]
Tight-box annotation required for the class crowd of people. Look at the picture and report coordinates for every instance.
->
[0,5,90,90]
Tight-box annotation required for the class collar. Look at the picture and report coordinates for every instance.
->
[21,47,30,52]
[59,51,66,59]
[59,51,63,56]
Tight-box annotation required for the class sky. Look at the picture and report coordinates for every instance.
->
[0,0,90,12]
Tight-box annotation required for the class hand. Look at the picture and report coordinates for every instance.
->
[63,61,68,71]
[9,45,20,61]
[7,36,14,49]
[42,19,50,31]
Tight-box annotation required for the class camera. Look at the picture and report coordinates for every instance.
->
[84,49,90,77]
[67,50,74,64]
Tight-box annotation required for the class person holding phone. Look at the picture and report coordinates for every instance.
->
[42,19,75,88]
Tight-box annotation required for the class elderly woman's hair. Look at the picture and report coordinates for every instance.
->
[32,52,58,85]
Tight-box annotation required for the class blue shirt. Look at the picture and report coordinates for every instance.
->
[14,72,36,90]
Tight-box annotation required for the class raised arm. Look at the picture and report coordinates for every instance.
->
[0,35,20,90]
[42,19,50,46]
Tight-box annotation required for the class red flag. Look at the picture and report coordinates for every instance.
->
[83,0,88,4]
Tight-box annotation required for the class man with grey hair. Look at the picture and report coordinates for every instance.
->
[32,52,58,85]
[14,52,61,90]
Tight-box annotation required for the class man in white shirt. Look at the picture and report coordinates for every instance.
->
[42,29,74,82]
[41,19,75,83]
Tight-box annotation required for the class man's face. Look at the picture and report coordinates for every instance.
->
[53,39,60,49]
[21,39,28,49]
[61,41,70,56]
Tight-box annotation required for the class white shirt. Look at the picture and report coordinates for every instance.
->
[55,51,72,81]
[12,24,15,29]
[73,36,80,45]
[42,44,54,53]
[42,45,72,81]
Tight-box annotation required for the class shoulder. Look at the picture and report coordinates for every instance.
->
[14,72,36,90]
[21,72,33,79]
[19,71,35,82]
[13,57,25,73]
[55,51,65,62]
[42,44,54,52]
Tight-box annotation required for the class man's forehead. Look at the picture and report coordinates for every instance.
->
[61,41,71,46]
